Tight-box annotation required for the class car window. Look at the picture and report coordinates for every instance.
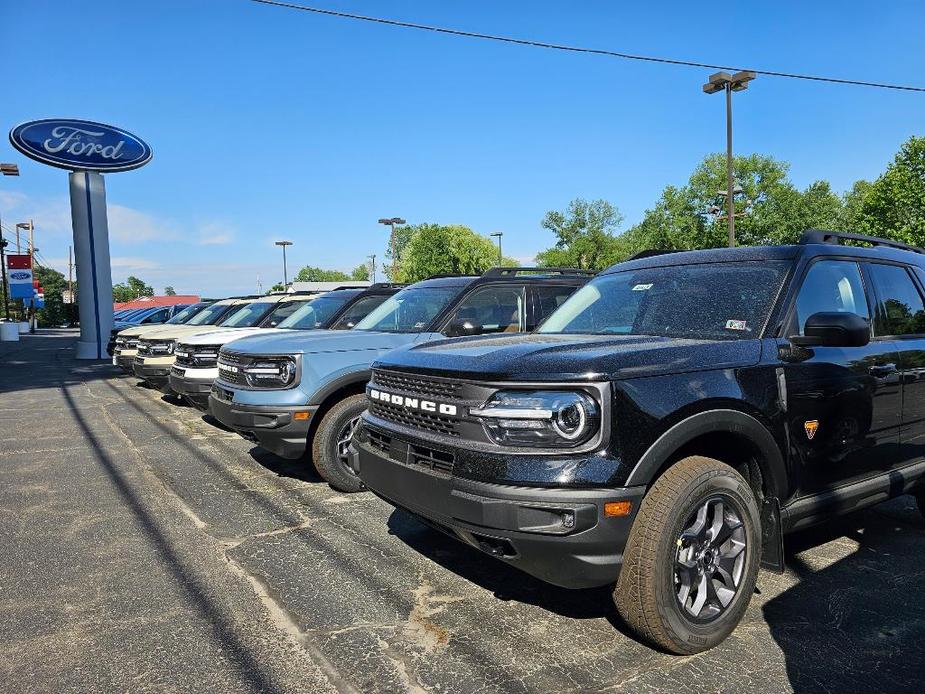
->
[141,308,170,324]
[186,302,233,326]
[540,261,790,339]
[353,286,459,333]
[262,299,314,327]
[329,295,391,330]
[444,285,526,335]
[867,263,925,336]
[534,285,581,328]
[794,260,869,335]
[219,301,277,328]
[166,303,207,325]
[276,293,357,330]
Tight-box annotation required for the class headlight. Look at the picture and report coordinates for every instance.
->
[243,358,297,388]
[470,390,600,448]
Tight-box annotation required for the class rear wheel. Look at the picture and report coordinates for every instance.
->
[613,456,761,654]
[311,394,367,493]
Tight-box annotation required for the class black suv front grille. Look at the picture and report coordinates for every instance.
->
[409,444,455,474]
[175,344,221,368]
[372,370,461,399]
[368,400,460,437]
[217,351,250,385]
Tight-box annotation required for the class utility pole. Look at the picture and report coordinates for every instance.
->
[378,217,406,280]
[68,245,74,302]
[368,254,376,283]
[28,221,35,333]
[702,71,756,247]
[0,221,9,320]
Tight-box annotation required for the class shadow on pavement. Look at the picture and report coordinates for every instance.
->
[764,501,925,693]
[58,382,287,694]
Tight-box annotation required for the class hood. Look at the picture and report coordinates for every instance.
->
[134,324,228,341]
[180,326,274,346]
[221,329,420,356]
[374,333,764,382]
[117,323,177,338]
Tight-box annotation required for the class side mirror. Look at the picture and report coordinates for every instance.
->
[790,312,870,348]
[444,319,483,338]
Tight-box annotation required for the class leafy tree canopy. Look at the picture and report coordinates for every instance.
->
[535,199,626,270]
[397,223,515,283]
[113,276,154,303]
[294,266,351,282]
[164,285,176,296]
[857,135,925,245]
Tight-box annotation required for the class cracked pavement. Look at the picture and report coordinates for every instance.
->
[2,331,924,693]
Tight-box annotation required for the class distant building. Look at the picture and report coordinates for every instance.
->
[114,295,200,310]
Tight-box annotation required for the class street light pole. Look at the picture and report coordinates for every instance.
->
[275,240,293,289]
[1,163,20,321]
[378,217,406,279]
[490,232,503,264]
[703,70,755,248]
[368,254,376,283]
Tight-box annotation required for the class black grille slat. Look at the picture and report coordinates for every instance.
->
[217,351,251,385]
[410,444,454,474]
[176,344,221,368]
[368,429,391,455]
[369,401,460,437]
[372,370,461,399]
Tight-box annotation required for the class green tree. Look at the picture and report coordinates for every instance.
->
[268,282,286,294]
[112,275,154,303]
[294,266,351,282]
[838,180,873,231]
[350,263,370,281]
[164,285,176,296]
[857,136,925,245]
[397,224,515,283]
[383,225,415,280]
[33,265,69,327]
[535,199,625,270]
[628,153,848,252]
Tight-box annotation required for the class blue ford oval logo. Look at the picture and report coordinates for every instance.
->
[9,119,152,172]
[10,271,31,280]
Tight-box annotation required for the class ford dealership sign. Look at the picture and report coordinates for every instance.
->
[9,119,152,172]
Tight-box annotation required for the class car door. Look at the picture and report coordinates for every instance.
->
[782,258,903,498]
[863,261,925,466]
[440,284,528,336]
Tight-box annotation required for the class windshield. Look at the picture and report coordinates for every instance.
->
[353,286,459,333]
[165,304,202,324]
[218,301,277,328]
[186,302,234,326]
[538,261,790,340]
[276,293,357,330]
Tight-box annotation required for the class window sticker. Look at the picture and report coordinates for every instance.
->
[632,283,653,291]
[725,319,747,331]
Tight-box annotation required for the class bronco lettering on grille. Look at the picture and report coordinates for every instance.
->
[368,388,458,416]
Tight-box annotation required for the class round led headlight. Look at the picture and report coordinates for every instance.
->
[471,390,600,448]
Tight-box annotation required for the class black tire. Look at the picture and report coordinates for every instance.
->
[311,394,367,493]
[613,455,761,654]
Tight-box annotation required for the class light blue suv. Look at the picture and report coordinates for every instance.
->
[208,269,591,491]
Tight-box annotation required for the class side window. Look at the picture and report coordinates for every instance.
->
[142,308,169,324]
[867,263,925,336]
[794,260,869,335]
[330,295,390,330]
[444,285,527,335]
[533,285,580,328]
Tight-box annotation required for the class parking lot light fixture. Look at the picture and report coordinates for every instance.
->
[0,163,20,176]
[490,232,503,264]
[703,70,756,247]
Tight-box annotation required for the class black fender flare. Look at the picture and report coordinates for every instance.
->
[308,370,372,407]
[624,409,788,499]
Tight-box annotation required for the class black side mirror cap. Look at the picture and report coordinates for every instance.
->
[444,320,483,338]
[789,311,870,348]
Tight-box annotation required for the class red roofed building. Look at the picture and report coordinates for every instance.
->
[113,295,200,310]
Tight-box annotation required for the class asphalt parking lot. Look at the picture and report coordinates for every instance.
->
[2,330,924,693]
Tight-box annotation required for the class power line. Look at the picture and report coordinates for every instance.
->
[248,0,925,93]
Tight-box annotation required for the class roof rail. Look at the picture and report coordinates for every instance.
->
[367,282,407,290]
[481,266,596,278]
[799,229,924,255]
[627,249,679,261]
[422,273,469,280]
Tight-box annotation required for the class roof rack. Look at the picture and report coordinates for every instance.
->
[799,229,924,255]
[423,273,469,280]
[481,266,596,278]
[627,249,679,261]
[367,282,407,290]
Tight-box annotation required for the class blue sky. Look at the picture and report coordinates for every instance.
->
[2,0,924,296]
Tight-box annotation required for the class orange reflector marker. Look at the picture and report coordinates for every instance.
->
[293,412,311,421]
[604,501,633,517]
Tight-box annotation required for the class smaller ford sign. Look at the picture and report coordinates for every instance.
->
[9,271,30,281]
[9,119,152,172]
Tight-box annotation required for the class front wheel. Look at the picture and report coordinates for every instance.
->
[613,455,762,654]
[311,394,367,493]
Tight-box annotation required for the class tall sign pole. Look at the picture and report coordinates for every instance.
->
[9,119,152,358]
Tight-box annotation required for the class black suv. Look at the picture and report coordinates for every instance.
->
[350,231,925,654]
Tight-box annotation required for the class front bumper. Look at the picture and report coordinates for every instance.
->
[209,385,316,459]
[169,366,218,408]
[133,357,174,391]
[112,348,138,373]
[351,424,645,589]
